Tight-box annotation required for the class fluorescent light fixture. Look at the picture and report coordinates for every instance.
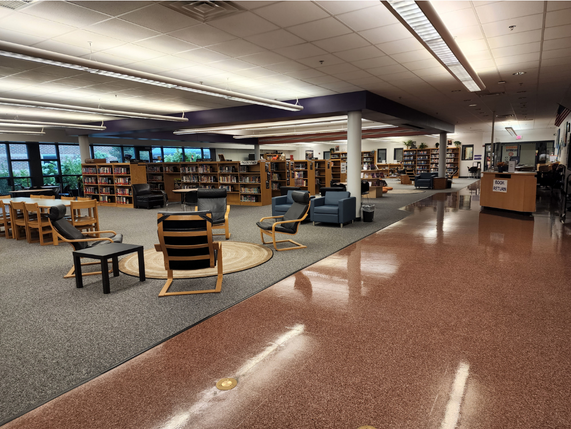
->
[0,41,303,112]
[383,1,485,93]
[0,97,188,122]
[0,119,106,130]
[505,126,518,137]
[0,129,45,135]
[232,125,396,139]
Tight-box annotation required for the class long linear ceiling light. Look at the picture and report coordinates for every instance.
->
[383,0,485,92]
[0,119,106,130]
[0,129,45,135]
[0,97,188,122]
[505,126,518,137]
[0,40,303,112]
[233,125,397,139]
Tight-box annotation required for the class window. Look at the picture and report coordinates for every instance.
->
[9,143,31,189]
[40,144,59,185]
[394,148,403,163]
[377,148,387,163]
[0,143,9,194]
[184,148,202,162]
[152,147,163,162]
[59,145,82,190]
[92,145,122,162]
[461,145,474,161]
[163,147,184,162]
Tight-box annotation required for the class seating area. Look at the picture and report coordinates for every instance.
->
[414,172,438,189]
[311,191,356,227]
[133,184,167,209]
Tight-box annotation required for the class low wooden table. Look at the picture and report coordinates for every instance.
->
[72,243,145,294]
[432,177,448,190]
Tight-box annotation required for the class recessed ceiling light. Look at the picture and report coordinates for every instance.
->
[498,80,506,84]
[469,104,477,107]
[513,71,526,75]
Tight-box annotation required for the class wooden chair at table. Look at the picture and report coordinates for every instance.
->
[70,199,100,234]
[10,201,29,241]
[42,195,56,199]
[29,194,46,198]
[24,202,53,245]
[60,196,76,201]
[76,197,92,201]
[0,199,12,239]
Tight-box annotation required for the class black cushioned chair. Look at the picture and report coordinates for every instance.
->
[414,172,438,189]
[48,204,123,279]
[133,184,166,209]
[196,188,230,239]
[279,186,301,196]
[257,191,310,251]
[155,210,223,297]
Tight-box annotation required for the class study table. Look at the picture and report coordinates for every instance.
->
[173,188,198,209]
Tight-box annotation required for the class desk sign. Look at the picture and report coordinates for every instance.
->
[493,179,508,193]
[240,160,258,165]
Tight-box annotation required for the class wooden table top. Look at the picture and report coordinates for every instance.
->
[173,188,198,193]
[1,197,71,207]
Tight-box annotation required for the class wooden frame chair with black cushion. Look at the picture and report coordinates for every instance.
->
[24,202,54,245]
[256,190,310,251]
[48,204,123,279]
[155,210,223,297]
[196,188,231,240]
[10,201,28,241]
[0,199,12,239]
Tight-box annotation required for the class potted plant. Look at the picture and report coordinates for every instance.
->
[454,141,462,148]
[419,142,427,149]
[435,142,439,148]
[497,161,507,172]
[403,139,414,148]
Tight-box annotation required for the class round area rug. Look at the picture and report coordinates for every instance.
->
[387,189,425,194]
[119,241,273,279]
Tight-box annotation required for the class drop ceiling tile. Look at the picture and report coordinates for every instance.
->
[543,36,571,51]
[546,1,571,12]
[476,2,545,24]
[331,69,373,81]
[134,35,199,55]
[209,58,257,72]
[87,18,159,42]
[0,28,44,46]
[482,14,544,38]
[165,65,226,81]
[245,29,305,49]
[87,51,138,67]
[438,8,480,30]
[239,51,289,66]
[265,61,310,73]
[376,37,424,55]
[253,2,329,27]
[302,75,342,85]
[0,14,76,39]
[542,47,571,60]
[449,25,485,43]
[335,45,385,62]
[367,64,410,77]
[286,17,352,42]
[403,58,442,72]
[286,69,326,79]
[359,23,411,44]
[390,49,433,63]
[67,1,152,16]
[544,25,571,40]
[318,81,362,92]
[352,56,397,69]
[381,71,419,83]
[335,4,398,31]
[313,33,369,52]
[209,39,266,57]
[209,11,278,37]
[412,67,452,79]
[316,1,379,16]
[175,48,231,64]
[487,30,542,49]
[119,4,200,32]
[102,44,166,63]
[128,56,188,74]
[546,8,571,28]
[495,52,540,66]
[298,54,345,68]
[273,43,328,60]
[492,42,541,59]
[21,1,110,27]
[170,24,237,46]
[316,62,360,75]
[33,39,92,57]
[233,68,279,79]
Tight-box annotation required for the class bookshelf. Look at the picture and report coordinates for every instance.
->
[239,160,272,206]
[415,150,430,173]
[218,161,241,205]
[445,147,460,177]
[269,160,294,197]
[314,160,332,194]
[376,163,402,177]
[293,160,316,194]
[81,163,147,208]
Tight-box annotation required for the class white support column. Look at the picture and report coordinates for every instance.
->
[254,143,260,160]
[78,135,90,163]
[439,132,447,177]
[347,110,362,219]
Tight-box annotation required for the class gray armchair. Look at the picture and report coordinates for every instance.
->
[414,172,438,189]
[310,191,356,227]
[272,189,310,217]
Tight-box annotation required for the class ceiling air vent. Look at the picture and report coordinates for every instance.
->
[161,1,245,23]
[0,0,34,10]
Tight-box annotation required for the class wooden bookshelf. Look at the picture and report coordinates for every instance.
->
[293,160,316,194]
[376,163,402,177]
[218,161,241,205]
[81,163,147,208]
[314,159,332,194]
[239,160,272,206]
[269,160,294,197]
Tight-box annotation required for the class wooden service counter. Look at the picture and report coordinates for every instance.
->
[480,171,537,213]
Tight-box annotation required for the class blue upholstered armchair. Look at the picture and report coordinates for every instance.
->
[414,172,438,189]
[272,190,310,217]
[310,191,356,227]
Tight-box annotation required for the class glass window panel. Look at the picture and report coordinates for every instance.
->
[202,148,210,160]
[0,178,10,194]
[152,147,163,161]
[9,143,28,160]
[0,144,8,177]
[93,145,121,162]
[12,161,30,177]
[163,147,183,162]
[184,148,201,162]
[43,176,57,185]
[123,146,135,160]
[60,145,82,176]
[139,150,150,162]
[39,144,57,159]
[41,160,58,177]
[14,177,31,189]
[461,145,474,160]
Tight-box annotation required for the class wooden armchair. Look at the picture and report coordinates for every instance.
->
[48,204,122,279]
[257,191,310,251]
[155,210,223,297]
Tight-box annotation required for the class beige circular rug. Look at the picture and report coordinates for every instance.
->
[119,241,273,279]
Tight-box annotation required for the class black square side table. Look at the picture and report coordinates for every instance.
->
[72,243,145,294]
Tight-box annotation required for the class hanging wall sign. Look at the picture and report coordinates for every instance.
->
[493,179,508,193]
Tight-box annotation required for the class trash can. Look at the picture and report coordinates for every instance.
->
[362,204,375,222]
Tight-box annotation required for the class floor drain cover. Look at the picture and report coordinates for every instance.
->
[216,377,237,390]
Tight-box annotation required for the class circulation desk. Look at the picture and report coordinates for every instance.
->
[480,171,537,213]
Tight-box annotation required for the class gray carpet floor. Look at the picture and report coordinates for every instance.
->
[0,178,477,425]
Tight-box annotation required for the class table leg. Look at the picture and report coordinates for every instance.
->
[100,258,111,294]
[137,248,146,281]
[74,254,83,289]
[112,256,119,277]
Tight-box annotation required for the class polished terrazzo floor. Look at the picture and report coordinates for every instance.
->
[5,182,571,429]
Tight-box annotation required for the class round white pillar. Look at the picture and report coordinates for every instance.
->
[347,110,362,219]
[439,132,447,177]
[78,135,90,163]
